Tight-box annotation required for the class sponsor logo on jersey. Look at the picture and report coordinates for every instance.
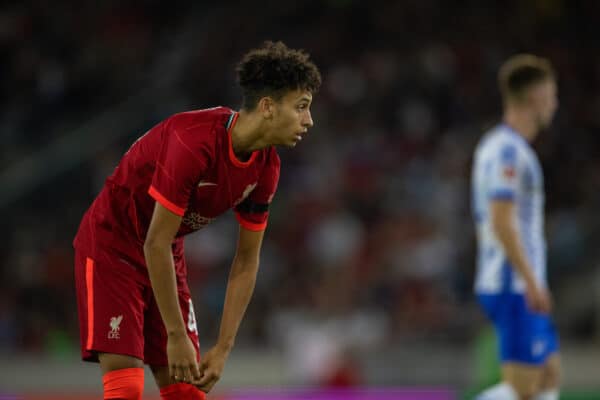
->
[182,212,215,230]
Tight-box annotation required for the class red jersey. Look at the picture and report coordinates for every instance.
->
[74,107,280,275]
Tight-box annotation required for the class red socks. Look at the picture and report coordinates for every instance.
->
[103,367,144,400]
[160,383,207,400]
[102,367,205,400]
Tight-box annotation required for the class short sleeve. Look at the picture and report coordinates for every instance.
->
[488,143,521,201]
[148,122,210,216]
[234,149,281,231]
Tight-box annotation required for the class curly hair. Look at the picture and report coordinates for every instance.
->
[236,41,322,110]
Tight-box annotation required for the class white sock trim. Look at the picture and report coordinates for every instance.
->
[533,389,559,400]
[475,382,518,400]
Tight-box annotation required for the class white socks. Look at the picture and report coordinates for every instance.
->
[533,389,559,400]
[476,383,559,400]
[475,382,518,400]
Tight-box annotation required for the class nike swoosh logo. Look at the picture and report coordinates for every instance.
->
[197,181,217,187]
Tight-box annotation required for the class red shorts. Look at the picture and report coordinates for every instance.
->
[74,245,199,365]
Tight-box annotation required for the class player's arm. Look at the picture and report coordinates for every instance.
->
[217,225,264,350]
[490,199,537,287]
[144,202,185,335]
[144,202,200,382]
[195,225,265,392]
[490,199,551,313]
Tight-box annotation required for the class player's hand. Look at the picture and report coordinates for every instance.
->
[193,345,231,393]
[167,332,201,384]
[525,283,552,314]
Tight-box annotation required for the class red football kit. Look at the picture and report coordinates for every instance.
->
[73,107,280,364]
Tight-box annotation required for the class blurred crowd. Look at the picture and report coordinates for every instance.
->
[2,0,600,387]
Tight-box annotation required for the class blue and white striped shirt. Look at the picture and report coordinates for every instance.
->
[471,124,546,294]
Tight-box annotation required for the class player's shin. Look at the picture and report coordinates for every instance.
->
[103,368,144,400]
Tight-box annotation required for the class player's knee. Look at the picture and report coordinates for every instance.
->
[504,376,537,400]
[541,356,561,390]
[542,368,560,390]
[103,367,144,400]
[512,383,537,400]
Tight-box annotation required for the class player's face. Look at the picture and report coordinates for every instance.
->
[529,79,558,130]
[268,89,314,147]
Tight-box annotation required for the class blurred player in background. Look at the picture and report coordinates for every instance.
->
[73,41,321,400]
[471,55,560,400]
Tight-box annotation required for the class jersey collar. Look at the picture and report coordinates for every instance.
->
[499,123,530,147]
[226,112,258,168]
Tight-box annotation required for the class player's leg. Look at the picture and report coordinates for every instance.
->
[474,294,518,399]
[498,353,560,400]
[502,362,544,399]
[474,361,543,400]
[531,352,560,399]
[150,365,206,400]
[145,278,206,400]
[99,353,145,400]
[474,293,546,400]
[502,294,559,399]
[74,249,147,400]
[531,310,561,400]
[474,353,557,400]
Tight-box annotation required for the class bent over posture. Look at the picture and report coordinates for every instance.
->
[74,41,321,399]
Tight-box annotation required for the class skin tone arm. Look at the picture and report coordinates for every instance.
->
[490,199,552,313]
[194,226,265,393]
[144,202,201,384]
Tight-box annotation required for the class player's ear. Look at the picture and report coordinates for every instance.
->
[258,97,275,119]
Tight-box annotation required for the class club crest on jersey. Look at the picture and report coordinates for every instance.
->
[108,315,123,339]
[503,166,516,179]
[532,339,546,357]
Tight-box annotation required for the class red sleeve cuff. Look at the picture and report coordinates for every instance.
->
[148,185,186,216]
[235,212,267,232]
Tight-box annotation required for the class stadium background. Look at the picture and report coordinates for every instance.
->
[0,1,599,399]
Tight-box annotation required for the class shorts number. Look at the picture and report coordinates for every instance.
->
[187,299,198,333]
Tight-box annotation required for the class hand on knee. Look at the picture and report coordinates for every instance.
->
[103,368,144,400]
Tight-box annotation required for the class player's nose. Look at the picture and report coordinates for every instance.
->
[303,111,313,128]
